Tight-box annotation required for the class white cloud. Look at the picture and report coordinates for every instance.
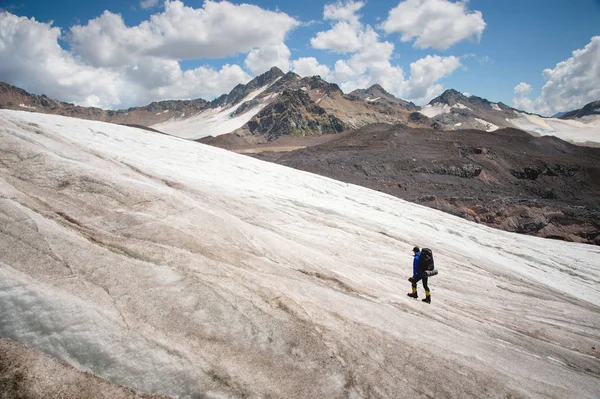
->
[69,1,300,66]
[406,55,462,103]
[0,1,296,109]
[309,2,459,103]
[311,21,364,53]
[512,83,534,112]
[323,0,365,24]
[512,96,535,113]
[381,0,486,50]
[311,1,368,53]
[511,37,600,116]
[514,82,532,95]
[0,0,467,110]
[292,58,331,79]
[123,60,251,105]
[245,43,291,75]
[0,11,123,107]
[140,0,159,9]
[537,36,600,114]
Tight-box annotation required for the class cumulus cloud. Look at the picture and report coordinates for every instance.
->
[292,58,331,79]
[311,1,367,53]
[514,82,532,95]
[309,1,459,103]
[323,0,365,24]
[0,11,122,107]
[406,55,462,102]
[512,37,600,115]
[381,0,486,50]
[512,95,535,113]
[69,0,300,66]
[245,43,291,75]
[0,1,298,109]
[311,21,364,53]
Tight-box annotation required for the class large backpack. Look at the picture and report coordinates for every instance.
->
[420,248,435,271]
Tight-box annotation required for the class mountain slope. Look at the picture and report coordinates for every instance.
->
[1,109,599,398]
[244,89,346,141]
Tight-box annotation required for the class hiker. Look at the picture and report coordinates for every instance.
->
[407,246,431,303]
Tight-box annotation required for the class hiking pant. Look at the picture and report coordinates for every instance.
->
[412,274,429,294]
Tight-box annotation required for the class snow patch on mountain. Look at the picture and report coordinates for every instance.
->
[452,103,471,110]
[419,103,451,118]
[153,81,280,139]
[152,103,267,139]
[491,103,502,111]
[508,112,600,145]
[474,117,499,132]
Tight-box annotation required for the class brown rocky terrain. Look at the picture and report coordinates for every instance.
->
[248,124,600,245]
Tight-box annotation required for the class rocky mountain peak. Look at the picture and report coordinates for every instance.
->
[365,84,390,96]
[346,84,419,111]
[298,75,343,96]
[255,66,286,86]
[210,67,286,108]
[430,89,469,106]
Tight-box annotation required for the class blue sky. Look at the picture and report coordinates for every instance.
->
[0,0,598,115]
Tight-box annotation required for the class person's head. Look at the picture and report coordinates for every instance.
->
[412,246,420,254]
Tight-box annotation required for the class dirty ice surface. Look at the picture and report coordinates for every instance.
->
[0,109,599,398]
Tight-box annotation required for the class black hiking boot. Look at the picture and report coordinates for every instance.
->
[407,292,418,299]
[422,296,431,304]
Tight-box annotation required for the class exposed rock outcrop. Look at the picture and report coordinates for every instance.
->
[246,89,345,141]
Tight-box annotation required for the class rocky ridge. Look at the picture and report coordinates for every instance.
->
[203,68,442,144]
[0,82,209,126]
[0,68,443,144]
[3,71,599,145]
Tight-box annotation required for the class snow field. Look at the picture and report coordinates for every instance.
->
[0,109,599,398]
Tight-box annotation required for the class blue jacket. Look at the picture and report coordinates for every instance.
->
[413,252,421,278]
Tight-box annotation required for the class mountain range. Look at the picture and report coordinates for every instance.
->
[2,67,599,147]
